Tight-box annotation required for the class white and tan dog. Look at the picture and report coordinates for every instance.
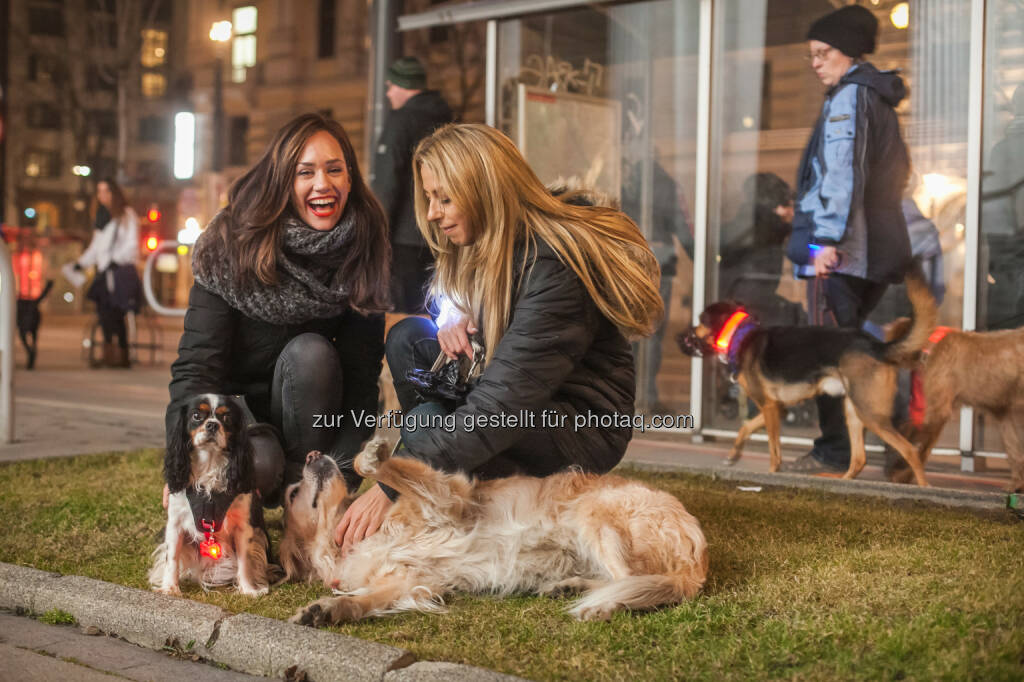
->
[150,394,270,596]
[282,440,708,625]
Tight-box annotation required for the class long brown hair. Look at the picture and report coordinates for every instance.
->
[96,177,127,220]
[413,124,663,361]
[208,113,390,314]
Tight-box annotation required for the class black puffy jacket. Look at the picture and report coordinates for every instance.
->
[405,239,636,473]
[371,91,454,246]
[165,284,384,449]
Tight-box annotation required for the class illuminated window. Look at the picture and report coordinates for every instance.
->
[231,6,257,83]
[141,29,168,68]
[25,149,59,178]
[142,72,167,98]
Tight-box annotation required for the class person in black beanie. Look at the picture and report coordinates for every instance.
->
[782,4,913,473]
[372,56,454,314]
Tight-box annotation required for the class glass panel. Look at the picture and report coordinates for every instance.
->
[140,28,168,68]
[233,34,257,69]
[232,6,258,35]
[141,72,167,98]
[497,0,701,420]
[977,0,1024,455]
[706,1,968,457]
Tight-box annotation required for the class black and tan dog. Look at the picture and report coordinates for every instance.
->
[884,319,1024,491]
[678,269,937,486]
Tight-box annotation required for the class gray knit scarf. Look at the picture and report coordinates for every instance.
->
[192,213,356,325]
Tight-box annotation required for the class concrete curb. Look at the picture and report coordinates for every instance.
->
[0,562,527,681]
[622,458,1009,512]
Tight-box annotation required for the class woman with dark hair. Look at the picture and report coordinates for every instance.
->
[165,113,391,506]
[75,178,141,368]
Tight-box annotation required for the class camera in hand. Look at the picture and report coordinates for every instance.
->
[406,335,485,403]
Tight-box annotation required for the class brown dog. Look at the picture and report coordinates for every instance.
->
[885,320,1024,491]
[282,441,708,625]
[678,269,937,485]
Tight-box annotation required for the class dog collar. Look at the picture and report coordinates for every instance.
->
[185,487,237,560]
[715,311,757,375]
[921,326,952,360]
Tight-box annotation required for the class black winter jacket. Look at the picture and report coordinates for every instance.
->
[372,91,454,246]
[787,62,911,283]
[166,284,384,448]
[406,239,636,474]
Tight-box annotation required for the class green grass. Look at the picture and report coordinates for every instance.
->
[38,608,76,625]
[1,450,1023,681]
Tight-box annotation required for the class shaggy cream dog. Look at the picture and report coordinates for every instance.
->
[282,439,708,625]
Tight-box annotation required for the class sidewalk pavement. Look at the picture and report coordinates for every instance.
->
[0,564,523,682]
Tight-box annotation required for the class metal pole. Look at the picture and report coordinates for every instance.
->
[0,238,15,443]
[212,57,224,172]
[689,0,714,436]
[959,0,986,471]
[485,20,497,127]
[367,0,401,181]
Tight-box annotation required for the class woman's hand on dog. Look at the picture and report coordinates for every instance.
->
[437,314,478,361]
[334,484,393,555]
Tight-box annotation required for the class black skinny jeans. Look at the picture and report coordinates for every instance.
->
[97,301,128,349]
[249,332,365,503]
[385,316,587,482]
[806,274,888,468]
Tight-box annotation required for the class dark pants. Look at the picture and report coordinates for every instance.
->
[249,333,364,503]
[806,274,888,468]
[390,244,433,315]
[97,301,128,349]
[386,317,598,482]
[632,274,673,409]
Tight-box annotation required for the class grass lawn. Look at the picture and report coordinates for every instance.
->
[1,449,1022,681]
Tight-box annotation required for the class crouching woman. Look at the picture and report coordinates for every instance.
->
[165,112,391,506]
[335,123,663,549]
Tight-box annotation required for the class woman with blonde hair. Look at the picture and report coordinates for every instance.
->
[335,123,662,550]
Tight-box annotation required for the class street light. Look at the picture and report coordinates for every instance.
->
[209,21,232,172]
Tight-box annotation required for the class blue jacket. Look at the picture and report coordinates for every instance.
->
[787,63,912,283]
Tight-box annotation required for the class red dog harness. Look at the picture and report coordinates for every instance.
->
[909,326,952,427]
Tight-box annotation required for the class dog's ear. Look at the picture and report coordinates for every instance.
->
[164,404,193,493]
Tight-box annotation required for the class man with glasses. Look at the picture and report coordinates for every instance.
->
[783,5,913,474]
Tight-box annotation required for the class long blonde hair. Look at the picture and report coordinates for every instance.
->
[412,123,663,362]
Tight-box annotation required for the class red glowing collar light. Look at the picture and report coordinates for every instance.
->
[199,520,222,560]
[715,311,750,353]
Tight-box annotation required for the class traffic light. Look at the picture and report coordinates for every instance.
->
[144,204,162,252]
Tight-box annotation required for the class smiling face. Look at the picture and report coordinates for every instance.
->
[808,39,854,88]
[291,130,351,231]
[420,164,474,246]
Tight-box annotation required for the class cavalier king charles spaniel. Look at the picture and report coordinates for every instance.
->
[150,394,270,596]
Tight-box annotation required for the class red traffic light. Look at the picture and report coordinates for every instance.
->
[147,207,162,223]
[145,235,159,251]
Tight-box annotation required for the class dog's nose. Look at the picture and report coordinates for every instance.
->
[306,450,322,465]
[204,420,219,433]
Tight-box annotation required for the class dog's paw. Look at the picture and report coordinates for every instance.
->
[238,582,269,597]
[354,438,391,476]
[573,605,616,622]
[290,596,363,627]
[155,585,182,597]
[538,578,595,598]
